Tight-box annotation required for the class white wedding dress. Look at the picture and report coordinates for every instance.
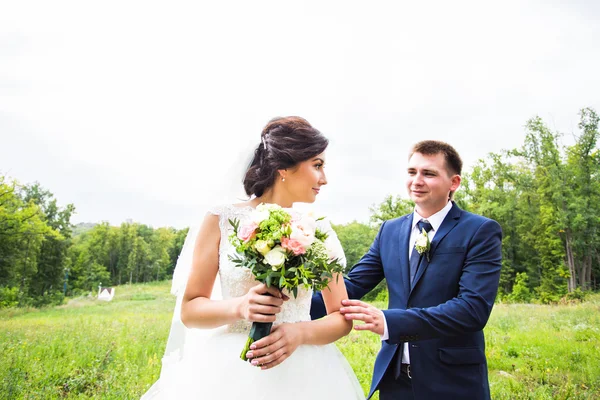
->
[142,204,366,399]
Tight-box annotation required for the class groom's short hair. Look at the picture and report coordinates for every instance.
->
[410,140,463,176]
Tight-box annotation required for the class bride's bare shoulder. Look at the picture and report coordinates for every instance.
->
[231,201,255,209]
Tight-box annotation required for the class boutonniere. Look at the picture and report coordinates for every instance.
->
[414,228,431,261]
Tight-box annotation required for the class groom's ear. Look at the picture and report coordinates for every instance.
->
[451,174,461,189]
[449,174,461,197]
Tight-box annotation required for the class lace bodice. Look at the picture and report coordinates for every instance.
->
[209,204,318,333]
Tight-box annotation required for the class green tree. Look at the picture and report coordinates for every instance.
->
[332,222,377,268]
[333,220,382,300]
[369,195,413,227]
[21,183,75,305]
[562,108,599,291]
[507,272,532,303]
[168,228,189,276]
[0,177,56,305]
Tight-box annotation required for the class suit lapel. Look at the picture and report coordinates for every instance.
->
[398,214,413,296]
[410,203,462,292]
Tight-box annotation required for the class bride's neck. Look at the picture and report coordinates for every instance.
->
[251,187,293,208]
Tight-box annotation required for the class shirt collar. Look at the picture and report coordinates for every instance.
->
[412,201,453,232]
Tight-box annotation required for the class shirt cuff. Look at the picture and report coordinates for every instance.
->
[380,313,389,341]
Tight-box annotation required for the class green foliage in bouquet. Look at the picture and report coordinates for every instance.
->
[228,207,344,298]
[227,204,345,361]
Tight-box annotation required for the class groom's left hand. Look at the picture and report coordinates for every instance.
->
[340,299,385,335]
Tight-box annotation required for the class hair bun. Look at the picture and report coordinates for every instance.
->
[243,117,328,197]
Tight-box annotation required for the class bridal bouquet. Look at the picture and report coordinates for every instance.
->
[228,203,345,361]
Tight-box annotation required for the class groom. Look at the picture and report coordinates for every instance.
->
[311,140,502,400]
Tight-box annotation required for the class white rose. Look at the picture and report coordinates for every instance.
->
[254,240,271,256]
[290,217,316,248]
[324,236,344,262]
[415,234,429,249]
[250,209,270,224]
[264,246,286,269]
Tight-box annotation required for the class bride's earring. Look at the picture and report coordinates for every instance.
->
[282,177,286,182]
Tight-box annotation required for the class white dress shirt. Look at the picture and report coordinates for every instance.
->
[380,200,453,364]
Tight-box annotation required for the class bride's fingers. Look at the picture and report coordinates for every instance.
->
[248,304,281,316]
[249,346,286,368]
[252,283,281,297]
[258,296,285,308]
[250,293,284,307]
[257,351,288,370]
[263,285,286,299]
[249,312,277,323]
[250,295,284,309]
[250,340,282,358]
[253,283,285,301]
[249,329,283,355]
[248,324,301,369]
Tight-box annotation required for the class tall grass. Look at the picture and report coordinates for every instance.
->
[1,282,598,399]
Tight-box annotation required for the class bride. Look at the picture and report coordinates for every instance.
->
[142,116,365,399]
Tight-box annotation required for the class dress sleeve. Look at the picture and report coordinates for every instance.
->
[317,217,347,270]
[206,204,230,239]
[207,205,225,216]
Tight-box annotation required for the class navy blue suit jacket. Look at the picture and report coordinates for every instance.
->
[311,203,502,399]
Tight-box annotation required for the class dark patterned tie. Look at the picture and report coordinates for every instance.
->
[410,220,433,284]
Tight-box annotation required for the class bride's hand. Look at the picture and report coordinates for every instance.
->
[238,283,287,323]
[245,323,303,369]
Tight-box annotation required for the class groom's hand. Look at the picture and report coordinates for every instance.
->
[340,299,385,335]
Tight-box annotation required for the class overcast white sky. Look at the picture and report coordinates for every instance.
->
[1,1,599,228]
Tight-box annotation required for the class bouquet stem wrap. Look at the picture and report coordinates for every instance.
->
[240,321,273,361]
[240,291,277,361]
[228,204,345,363]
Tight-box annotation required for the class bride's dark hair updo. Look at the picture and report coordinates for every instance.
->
[243,116,329,197]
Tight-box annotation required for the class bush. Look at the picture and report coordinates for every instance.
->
[0,286,19,308]
[507,272,532,303]
[363,279,387,302]
[535,289,561,304]
[561,288,589,304]
[31,290,66,307]
[373,286,389,303]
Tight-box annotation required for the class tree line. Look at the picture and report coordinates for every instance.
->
[461,108,599,302]
[1,108,597,307]
[0,178,188,307]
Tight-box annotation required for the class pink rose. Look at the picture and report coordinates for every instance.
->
[237,222,258,242]
[281,237,306,256]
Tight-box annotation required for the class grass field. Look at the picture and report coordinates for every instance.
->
[1,281,599,399]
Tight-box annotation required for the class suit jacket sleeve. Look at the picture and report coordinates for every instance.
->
[382,219,502,343]
[310,220,387,320]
